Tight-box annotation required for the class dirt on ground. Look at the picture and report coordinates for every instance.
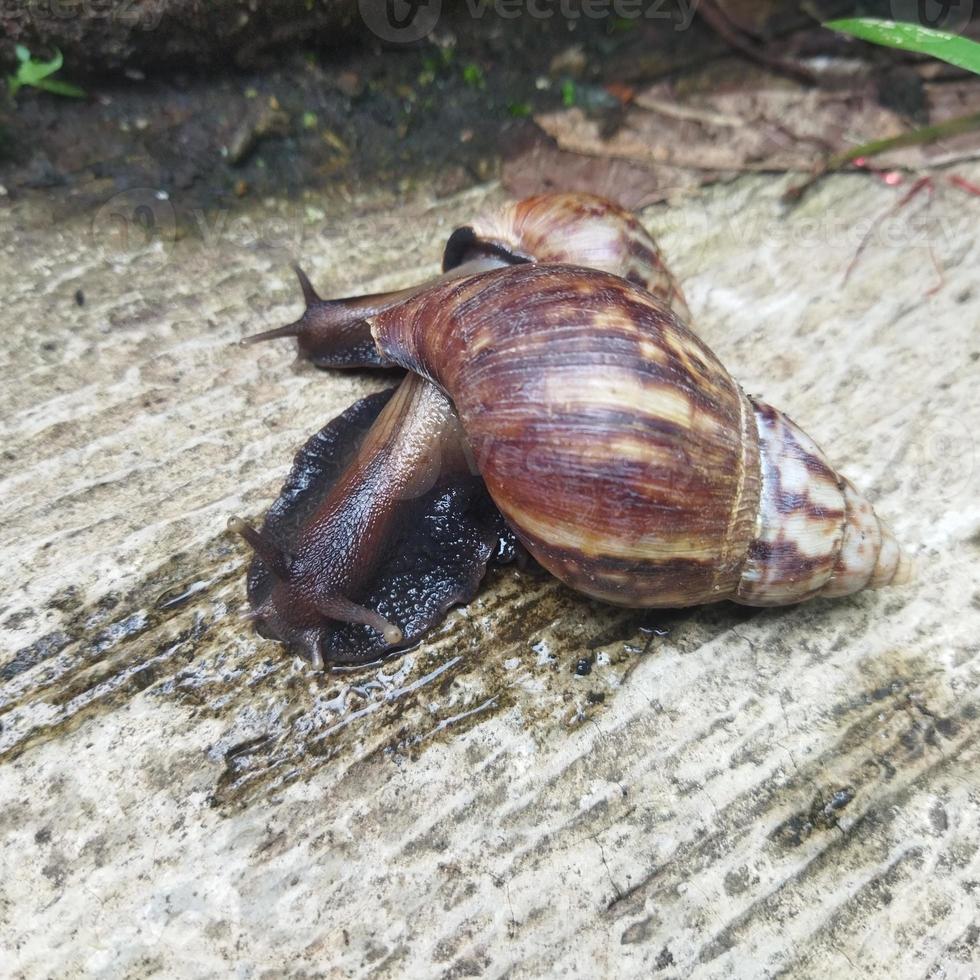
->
[1,0,917,226]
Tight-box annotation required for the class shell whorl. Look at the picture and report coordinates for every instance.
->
[371,262,909,609]
[737,401,912,604]
[443,192,691,323]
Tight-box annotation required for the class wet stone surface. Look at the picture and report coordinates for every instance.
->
[0,172,978,977]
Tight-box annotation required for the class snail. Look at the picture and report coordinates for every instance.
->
[233,193,690,666]
[232,194,911,669]
[242,193,690,368]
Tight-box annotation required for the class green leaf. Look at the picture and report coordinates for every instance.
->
[507,101,532,118]
[825,18,980,75]
[36,77,86,98]
[18,49,64,85]
[561,79,576,107]
[7,47,85,100]
[462,63,485,89]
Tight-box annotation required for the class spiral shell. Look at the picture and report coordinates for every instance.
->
[442,192,691,323]
[370,263,910,608]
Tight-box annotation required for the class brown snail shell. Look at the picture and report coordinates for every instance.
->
[370,263,911,607]
[442,192,691,322]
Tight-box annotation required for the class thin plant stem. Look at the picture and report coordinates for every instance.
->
[784,110,980,203]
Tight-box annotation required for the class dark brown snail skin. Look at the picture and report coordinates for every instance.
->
[233,194,910,668]
[234,376,514,668]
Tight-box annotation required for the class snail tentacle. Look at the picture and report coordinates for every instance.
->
[315,594,403,647]
[243,259,518,369]
[241,264,388,368]
[227,516,291,580]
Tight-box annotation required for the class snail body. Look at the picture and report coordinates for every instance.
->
[240,376,514,667]
[234,194,909,667]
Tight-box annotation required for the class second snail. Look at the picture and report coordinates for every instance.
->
[232,193,911,670]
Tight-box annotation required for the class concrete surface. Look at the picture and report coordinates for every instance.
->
[0,170,978,978]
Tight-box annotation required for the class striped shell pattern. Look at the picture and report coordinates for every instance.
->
[443,192,692,322]
[370,260,911,608]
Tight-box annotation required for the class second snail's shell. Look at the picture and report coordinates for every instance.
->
[442,192,691,323]
[372,263,910,608]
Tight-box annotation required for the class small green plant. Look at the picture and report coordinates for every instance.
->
[462,63,485,89]
[7,46,84,99]
[419,46,455,86]
[826,18,980,76]
[422,46,455,74]
[507,101,532,118]
[560,79,576,107]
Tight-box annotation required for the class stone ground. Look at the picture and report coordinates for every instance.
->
[0,169,978,978]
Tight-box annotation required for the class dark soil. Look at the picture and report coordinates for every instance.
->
[0,1,904,225]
